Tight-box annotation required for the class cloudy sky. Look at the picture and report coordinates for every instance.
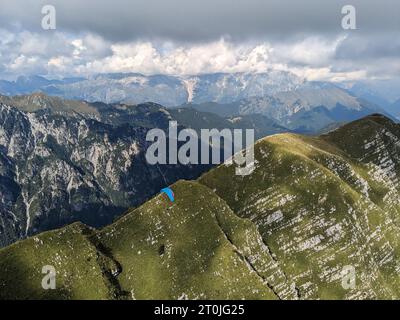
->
[0,0,399,82]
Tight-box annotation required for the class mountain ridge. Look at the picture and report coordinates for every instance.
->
[181,87,392,133]
[2,114,400,299]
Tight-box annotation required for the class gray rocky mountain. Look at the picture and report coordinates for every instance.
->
[0,95,211,247]
[185,84,391,133]
[0,71,304,106]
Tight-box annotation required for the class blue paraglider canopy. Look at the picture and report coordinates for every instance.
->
[160,187,175,202]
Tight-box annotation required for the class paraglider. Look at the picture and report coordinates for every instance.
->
[160,187,175,202]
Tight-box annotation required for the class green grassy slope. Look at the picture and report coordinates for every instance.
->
[0,223,116,299]
[0,181,293,300]
[199,116,400,299]
[2,114,400,300]
[98,180,294,300]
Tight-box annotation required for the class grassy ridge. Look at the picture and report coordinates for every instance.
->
[199,116,400,299]
[0,223,113,299]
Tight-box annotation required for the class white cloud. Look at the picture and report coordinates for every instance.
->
[0,28,397,83]
[292,67,367,82]
[90,40,274,75]
[274,36,346,66]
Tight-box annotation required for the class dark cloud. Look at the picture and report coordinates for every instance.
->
[335,33,400,60]
[0,0,399,42]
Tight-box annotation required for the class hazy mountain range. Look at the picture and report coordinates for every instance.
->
[0,71,396,132]
[0,71,304,106]
[181,83,391,132]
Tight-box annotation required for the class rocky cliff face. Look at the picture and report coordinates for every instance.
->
[0,99,209,247]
